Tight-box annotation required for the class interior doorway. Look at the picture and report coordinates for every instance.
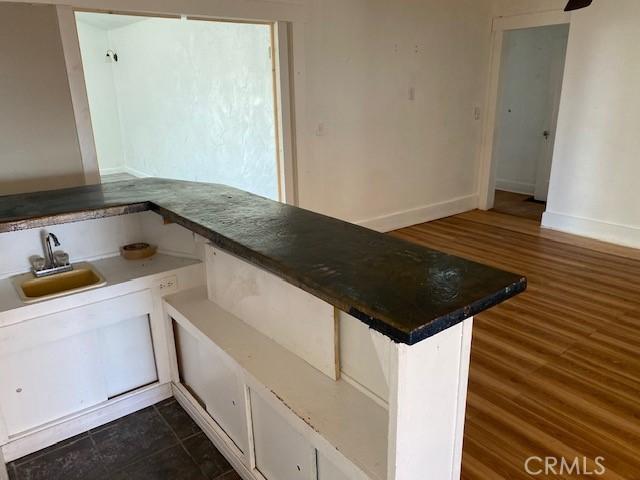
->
[491,23,569,221]
[75,12,282,201]
[478,12,570,222]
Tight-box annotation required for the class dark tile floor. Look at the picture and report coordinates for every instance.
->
[6,398,241,480]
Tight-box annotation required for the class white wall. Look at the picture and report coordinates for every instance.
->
[21,0,495,231]
[494,24,568,196]
[5,0,498,232]
[5,0,640,246]
[0,3,84,195]
[542,0,640,247]
[77,15,278,200]
[76,20,125,173]
[300,0,493,229]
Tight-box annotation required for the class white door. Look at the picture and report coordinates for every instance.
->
[534,26,570,201]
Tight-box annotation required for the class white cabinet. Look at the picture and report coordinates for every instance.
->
[0,291,158,436]
[250,391,315,480]
[0,330,106,434]
[199,344,248,454]
[99,314,157,398]
[173,321,205,403]
[165,287,388,480]
[316,451,352,480]
[172,320,249,456]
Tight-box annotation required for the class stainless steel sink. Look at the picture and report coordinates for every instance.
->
[12,262,106,303]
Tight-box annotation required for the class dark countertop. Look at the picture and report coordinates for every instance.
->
[0,178,525,344]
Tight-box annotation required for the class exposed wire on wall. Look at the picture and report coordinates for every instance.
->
[106,49,119,62]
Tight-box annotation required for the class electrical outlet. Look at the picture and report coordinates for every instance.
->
[159,275,178,292]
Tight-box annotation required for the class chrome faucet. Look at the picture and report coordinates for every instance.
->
[31,231,73,277]
[45,233,60,268]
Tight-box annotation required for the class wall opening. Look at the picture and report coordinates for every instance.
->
[489,23,569,222]
[75,12,279,200]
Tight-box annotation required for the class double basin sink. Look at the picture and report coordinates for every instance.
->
[12,262,106,303]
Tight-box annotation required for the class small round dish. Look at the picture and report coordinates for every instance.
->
[120,242,157,260]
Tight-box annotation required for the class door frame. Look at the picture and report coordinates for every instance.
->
[533,24,569,202]
[58,8,298,205]
[476,10,571,210]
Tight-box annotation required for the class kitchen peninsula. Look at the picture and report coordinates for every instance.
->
[0,178,525,480]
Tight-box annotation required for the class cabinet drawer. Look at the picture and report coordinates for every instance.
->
[251,390,315,480]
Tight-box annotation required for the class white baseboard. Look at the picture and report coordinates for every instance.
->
[98,166,126,176]
[542,211,640,249]
[172,383,255,480]
[99,166,152,178]
[123,165,152,178]
[1,383,172,462]
[355,194,478,232]
[494,179,535,195]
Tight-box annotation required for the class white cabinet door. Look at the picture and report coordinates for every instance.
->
[98,314,157,398]
[0,330,106,435]
[317,451,352,480]
[172,319,249,455]
[173,321,206,403]
[199,343,248,454]
[0,290,155,436]
[251,391,315,480]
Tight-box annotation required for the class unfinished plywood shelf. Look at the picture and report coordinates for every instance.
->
[164,286,388,480]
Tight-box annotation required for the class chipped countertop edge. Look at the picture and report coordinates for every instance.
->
[0,178,527,345]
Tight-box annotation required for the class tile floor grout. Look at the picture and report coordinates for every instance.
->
[153,402,212,479]
[159,402,235,480]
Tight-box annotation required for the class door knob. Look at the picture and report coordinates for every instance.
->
[543,130,550,139]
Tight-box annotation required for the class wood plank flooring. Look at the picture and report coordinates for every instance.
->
[392,210,640,480]
[492,190,546,222]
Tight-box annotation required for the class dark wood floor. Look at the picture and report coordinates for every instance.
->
[6,399,240,480]
[492,190,546,222]
[393,210,640,480]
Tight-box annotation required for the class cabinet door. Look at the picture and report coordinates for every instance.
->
[0,330,106,435]
[317,451,352,480]
[199,343,248,455]
[98,314,158,398]
[173,321,206,403]
[251,391,315,480]
[0,290,154,435]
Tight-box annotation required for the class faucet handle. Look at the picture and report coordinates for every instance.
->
[53,251,70,266]
[31,256,46,271]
